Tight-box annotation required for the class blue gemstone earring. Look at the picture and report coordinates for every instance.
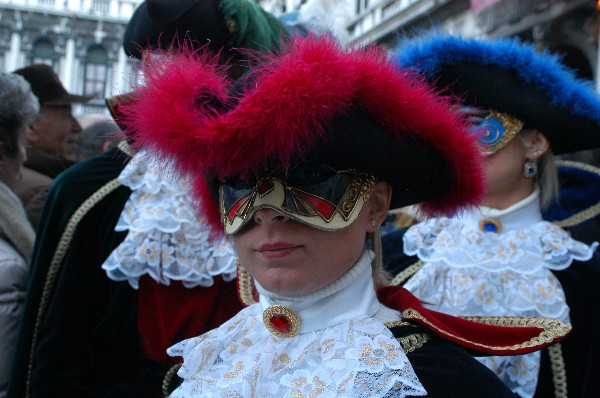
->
[523,161,537,178]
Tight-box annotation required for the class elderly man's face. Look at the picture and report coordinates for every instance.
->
[28,104,83,161]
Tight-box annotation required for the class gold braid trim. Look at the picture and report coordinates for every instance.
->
[25,177,122,398]
[403,311,571,352]
[384,320,412,328]
[237,261,257,305]
[396,332,430,353]
[557,159,600,175]
[117,140,135,157]
[548,343,567,398]
[554,201,600,228]
[390,261,423,286]
[162,363,183,397]
[384,320,430,353]
[553,160,600,228]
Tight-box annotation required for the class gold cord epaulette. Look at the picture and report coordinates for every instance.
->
[390,261,424,286]
[25,177,123,398]
[162,363,183,397]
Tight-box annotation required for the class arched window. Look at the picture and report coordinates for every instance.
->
[31,37,56,66]
[84,44,108,98]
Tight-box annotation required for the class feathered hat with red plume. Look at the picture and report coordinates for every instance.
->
[121,35,485,236]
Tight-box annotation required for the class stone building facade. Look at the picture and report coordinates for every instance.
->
[260,0,600,88]
[2,0,598,120]
[0,0,142,116]
[349,0,599,87]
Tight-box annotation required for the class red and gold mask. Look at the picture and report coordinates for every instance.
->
[220,163,376,235]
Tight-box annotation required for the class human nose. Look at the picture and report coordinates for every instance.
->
[252,208,290,225]
[72,116,83,133]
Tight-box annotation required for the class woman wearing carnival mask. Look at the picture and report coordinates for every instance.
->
[388,34,600,398]
[121,35,570,397]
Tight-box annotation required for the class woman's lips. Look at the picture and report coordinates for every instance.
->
[257,242,301,259]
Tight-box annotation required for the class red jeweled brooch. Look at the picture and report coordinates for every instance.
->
[263,305,301,338]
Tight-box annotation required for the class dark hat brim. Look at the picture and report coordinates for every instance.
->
[43,93,93,105]
[437,63,600,155]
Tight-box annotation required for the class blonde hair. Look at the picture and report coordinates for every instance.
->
[519,130,559,209]
[368,229,392,287]
[537,149,559,209]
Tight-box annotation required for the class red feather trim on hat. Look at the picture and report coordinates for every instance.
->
[125,35,484,236]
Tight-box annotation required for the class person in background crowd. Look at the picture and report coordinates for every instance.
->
[384,33,600,398]
[0,72,38,397]
[75,116,124,161]
[126,33,570,397]
[11,64,91,229]
[7,0,289,397]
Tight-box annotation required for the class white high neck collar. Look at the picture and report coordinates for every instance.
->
[460,189,542,232]
[256,250,381,333]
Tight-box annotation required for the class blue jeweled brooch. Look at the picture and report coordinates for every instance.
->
[479,217,502,233]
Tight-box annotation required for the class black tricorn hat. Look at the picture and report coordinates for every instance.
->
[13,64,92,105]
[395,34,600,155]
[122,36,485,235]
[123,0,230,59]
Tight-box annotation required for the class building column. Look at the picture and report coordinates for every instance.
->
[114,47,130,94]
[7,31,21,71]
[63,37,76,92]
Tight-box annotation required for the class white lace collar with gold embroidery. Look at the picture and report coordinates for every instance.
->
[401,190,597,398]
[101,151,237,289]
[168,251,426,398]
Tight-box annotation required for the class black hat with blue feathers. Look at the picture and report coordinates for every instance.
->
[393,33,600,155]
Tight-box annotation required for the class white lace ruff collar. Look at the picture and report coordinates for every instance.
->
[402,190,597,398]
[101,151,237,289]
[168,252,426,397]
[404,189,597,273]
